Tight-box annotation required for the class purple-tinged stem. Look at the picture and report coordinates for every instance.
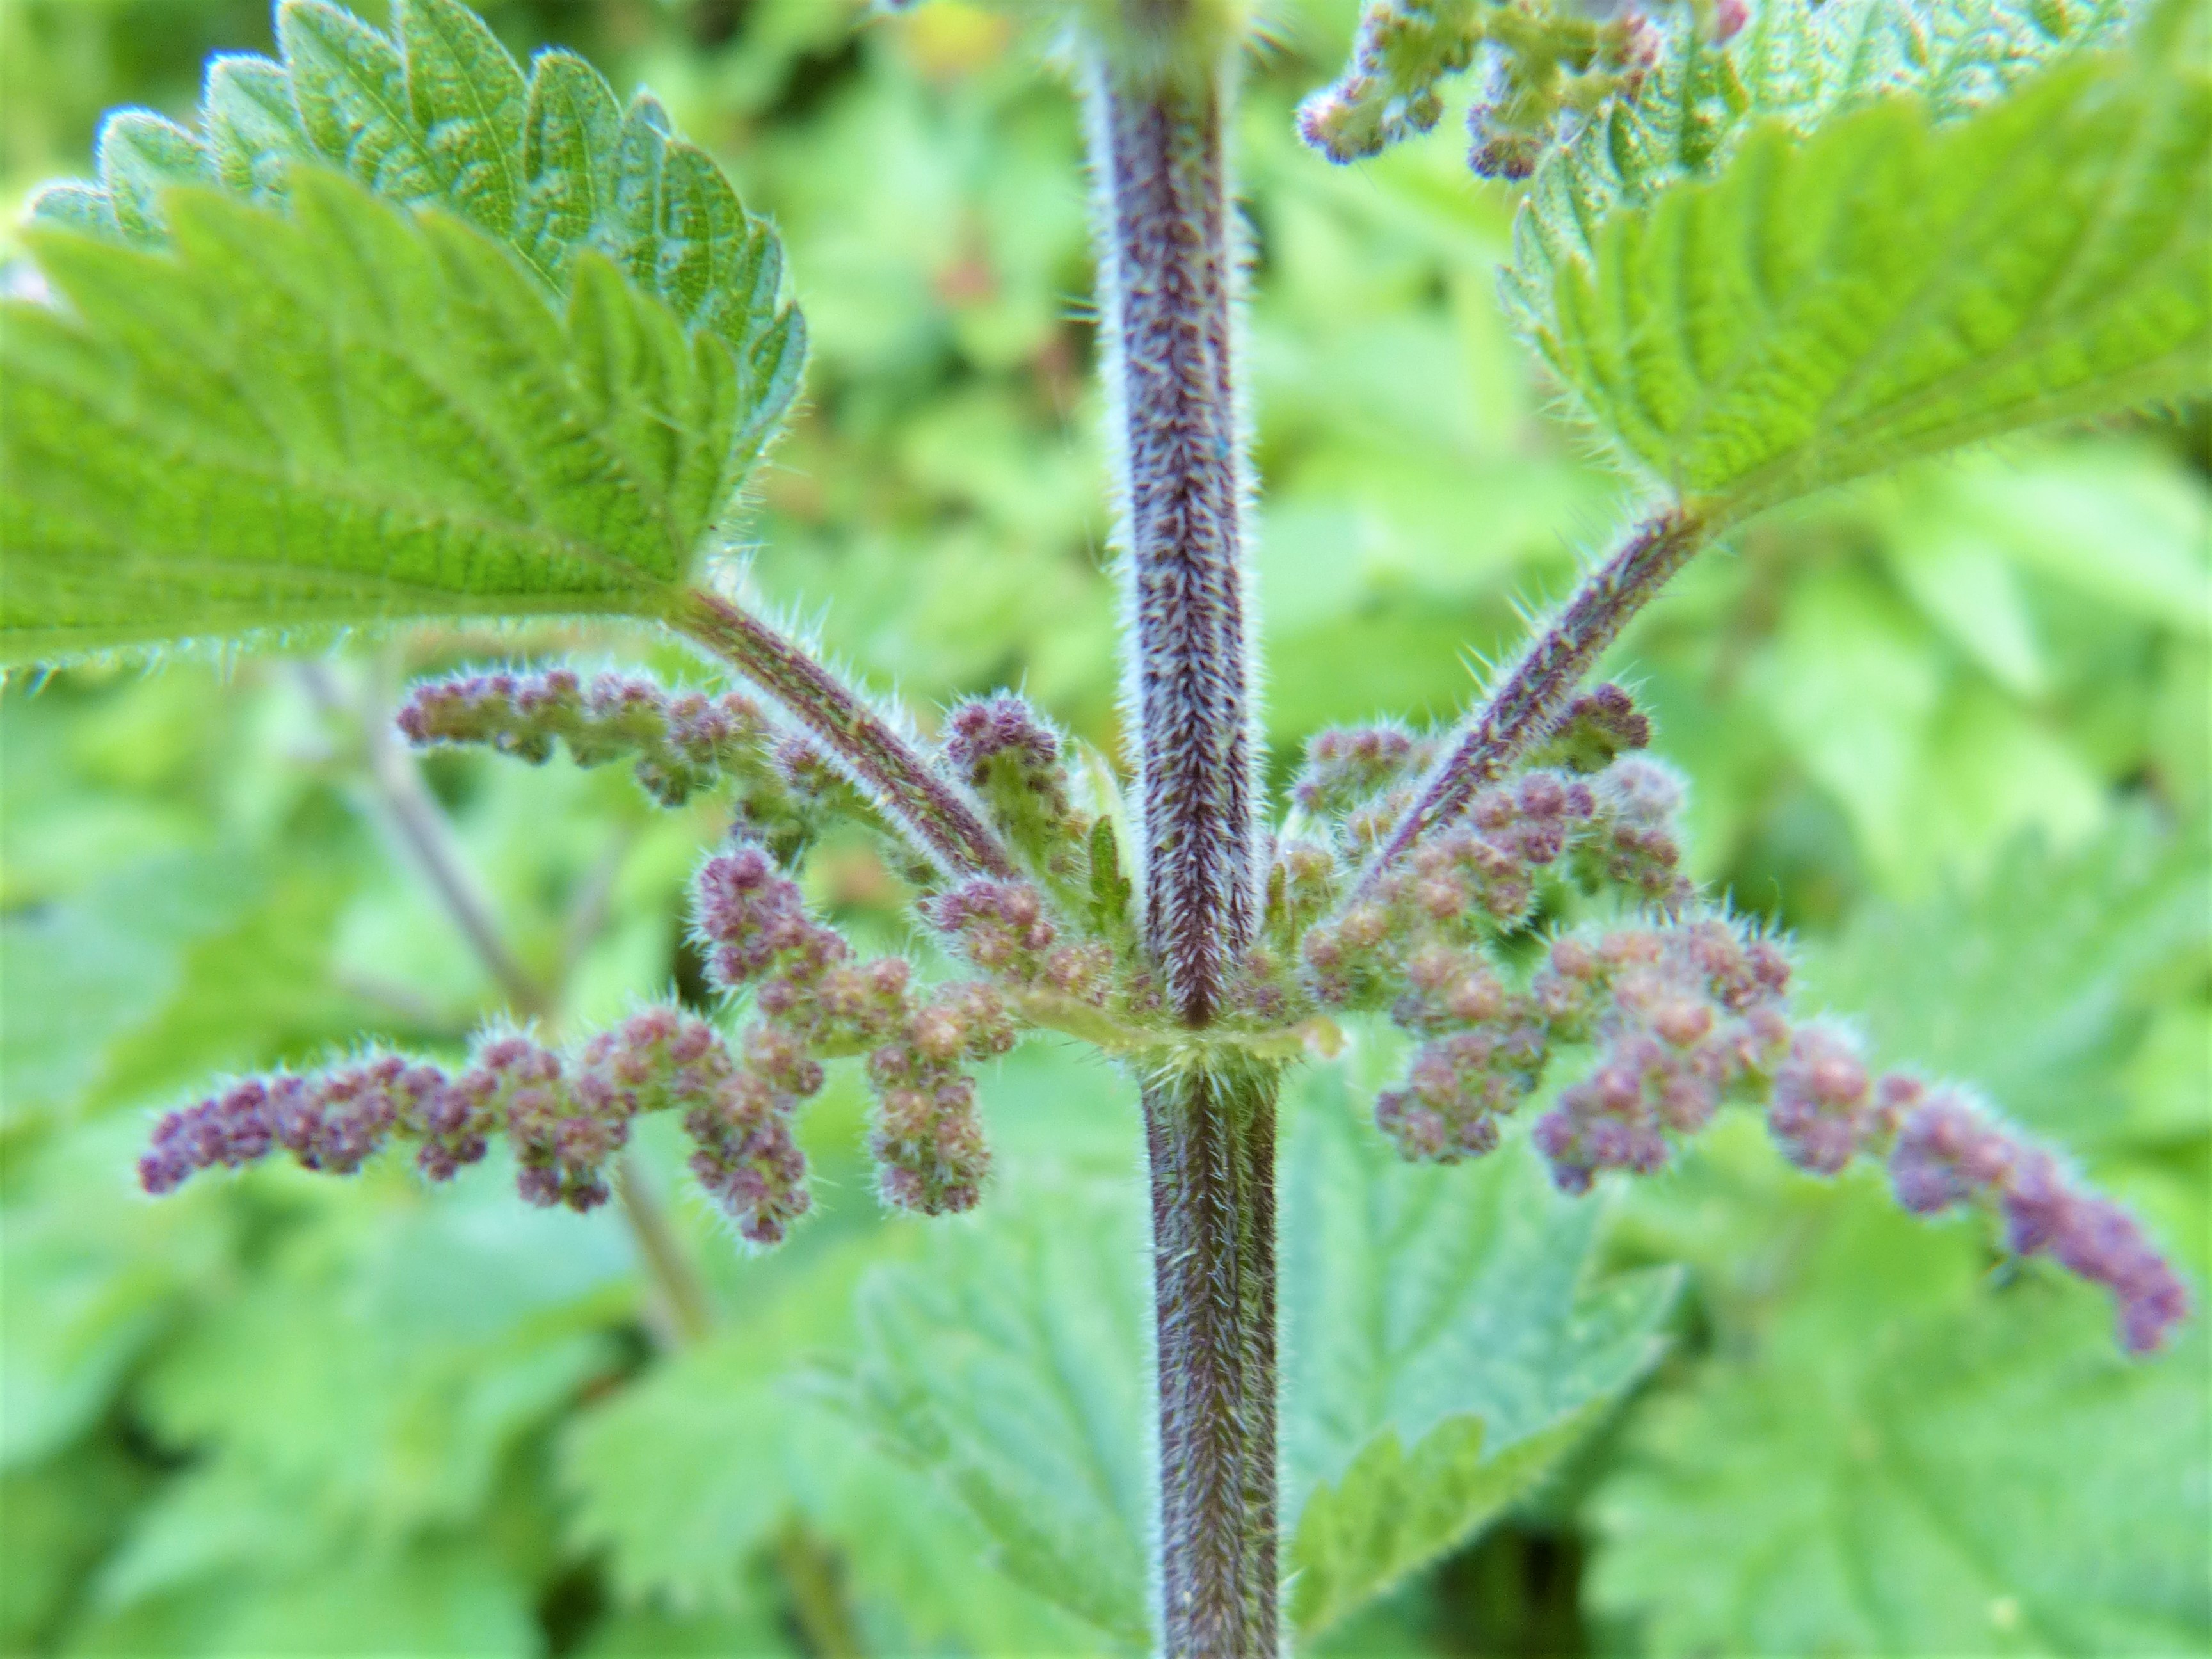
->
[1144,1064,1280,1658]
[1353,508,1703,899]
[670,587,1016,881]
[1090,65,1260,1028]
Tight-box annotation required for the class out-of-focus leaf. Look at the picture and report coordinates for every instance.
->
[138,1159,628,1529]
[1590,1195,2212,1658]
[0,854,259,1130]
[0,1115,234,1468]
[1937,448,2212,635]
[77,1532,538,1659]
[1803,816,2211,1151]
[575,1602,799,1658]
[561,1238,872,1612]
[0,1438,148,1651]
[1280,1064,1677,1639]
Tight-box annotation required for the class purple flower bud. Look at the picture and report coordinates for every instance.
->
[397,668,785,812]
[1767,1027,1873,1176]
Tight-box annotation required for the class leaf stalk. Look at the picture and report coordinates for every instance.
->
[1354,507,1704,897]
[669,586,1018,880]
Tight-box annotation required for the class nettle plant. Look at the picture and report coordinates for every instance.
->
[1,0,2205,1649]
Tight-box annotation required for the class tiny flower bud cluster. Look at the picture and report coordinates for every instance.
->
[1292,726,1435,819]
[396,668,832,865]
[692,842,1021,1215]
[1298,0,1709,177]
[1528,919,1792,1189]
[928,879,1116,1004]
[1302,764,1614,1004]
[140,1057,443,1192]
[136,1009,812,1245]
[1887,1087,2189,1354]
[1529,684,1654,774]
[941,696,1086,878]
[1576,757,1694,907]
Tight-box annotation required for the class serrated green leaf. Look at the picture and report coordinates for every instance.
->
[3,171,758,662]
[847,1174,1155,1648]
[204,55,309,206]
[563,1293,837,1610]
[1280,1064,1677,1639]
[6,0,805,666]
[844,1060,1676,1647]
[1589,1196,2212,1657]
[1514,12,2211,523]
[392,0,528,239]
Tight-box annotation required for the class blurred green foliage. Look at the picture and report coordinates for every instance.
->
[1,1,2206,1653]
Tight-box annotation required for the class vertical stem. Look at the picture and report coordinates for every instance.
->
[1090,28,1279,1651]
[1091,64,1259,1027]
[613,1155,716,1349]
[1144,1065,1280,1658]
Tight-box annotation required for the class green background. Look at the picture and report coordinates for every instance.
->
[2,1,2206,1653]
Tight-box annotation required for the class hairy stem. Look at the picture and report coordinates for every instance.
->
[613,1155,715,1348]
[1089,63,1260,1026]
[1144,1064,1281,1658]
[1355,508,1703,895]
[671,586,1017,880]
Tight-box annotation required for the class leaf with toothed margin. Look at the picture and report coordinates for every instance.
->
[3,0,805,667]
[843,1175,1155,1647]
[1,170,776,664]
[838,1059,1676,1646]
[1509,0,2211,525]
[1279,1061,1678,1640]
[1588,1182,2212,1658]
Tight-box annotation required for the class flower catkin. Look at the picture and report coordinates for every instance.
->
[1887,1086,2188,1354]
[940,696,1084,877]
[691,841,1016,1215]
[137,1009,812,1245]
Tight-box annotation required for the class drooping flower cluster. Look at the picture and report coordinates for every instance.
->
[1301,755,1670,1004]
[1888,1087,2189,1354]
[1527,920,1793,1187]
[397,668,822,854]
[691,842,1018,1215]
[1297,0,1741,178]
[137,1008,811,1244]
[1274,677,2186,1354]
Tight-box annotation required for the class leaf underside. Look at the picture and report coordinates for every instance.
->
[1511,0,2211,524]
[1,0,804,665]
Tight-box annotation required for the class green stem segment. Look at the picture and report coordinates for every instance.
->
[1143,1065,1281,1658]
